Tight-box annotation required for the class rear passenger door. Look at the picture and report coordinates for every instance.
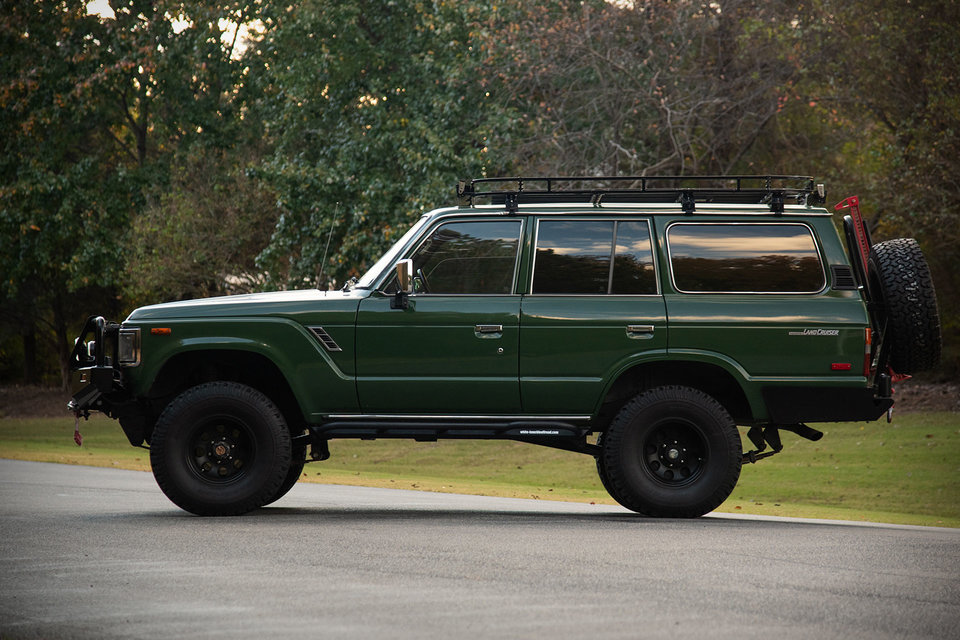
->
[519,218,667,415]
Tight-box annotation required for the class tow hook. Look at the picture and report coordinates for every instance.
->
[742,423,824,464]
[69,403,89,447]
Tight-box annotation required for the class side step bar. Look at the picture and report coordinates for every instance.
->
[299,420,600,457]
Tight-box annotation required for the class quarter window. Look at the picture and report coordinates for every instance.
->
[533,220,656,294]
[408,220,522,294]
[667,223,824,293]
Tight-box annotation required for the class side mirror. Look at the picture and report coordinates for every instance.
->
[391,259,413,309]
[396,259,413,293]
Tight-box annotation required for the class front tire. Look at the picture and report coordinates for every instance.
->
[150,382,292,516]
[262,441,306,507]
[599,386,741,518]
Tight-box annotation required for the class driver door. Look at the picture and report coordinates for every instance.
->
[356,218,524,414]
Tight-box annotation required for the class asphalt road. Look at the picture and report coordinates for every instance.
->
[1,459,958,640]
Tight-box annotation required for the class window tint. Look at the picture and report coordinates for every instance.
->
[612,221,657,294]
[409,220,521,294]
[668,224,824,293]
[533,220,656,294]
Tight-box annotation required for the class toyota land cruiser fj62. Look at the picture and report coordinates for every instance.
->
[68,176,942,517]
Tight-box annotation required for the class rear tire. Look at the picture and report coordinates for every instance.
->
[868,238,941,373]
[595,432,621,502]
[150,382,292,516]
[600,386,741,518]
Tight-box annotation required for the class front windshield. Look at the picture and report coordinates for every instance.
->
[354,216,429,289]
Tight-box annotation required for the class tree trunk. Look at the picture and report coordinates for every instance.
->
[52,295,70,392]
[21,323,38,384]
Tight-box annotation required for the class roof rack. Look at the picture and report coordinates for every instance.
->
[456,175,826,214]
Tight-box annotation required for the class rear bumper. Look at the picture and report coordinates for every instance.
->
[762,383,893,423]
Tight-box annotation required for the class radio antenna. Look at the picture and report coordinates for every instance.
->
[316,202,339,290]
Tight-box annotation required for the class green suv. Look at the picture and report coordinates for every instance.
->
[68,176,941,517]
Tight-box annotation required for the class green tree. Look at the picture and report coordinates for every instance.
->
[0,1,132,388]
[0,1,272,386]
[120,1,281,304]
[253,0,518,289]
[801,0,960,374]
[493,0,806,175]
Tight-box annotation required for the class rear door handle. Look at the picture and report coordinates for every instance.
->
[626,324,655,339]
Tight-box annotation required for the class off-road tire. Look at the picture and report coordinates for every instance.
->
[868,238,941,373]
[262,441,306,507]
[595,432,628,505]
[150,382,292,516]
[600,386,741,518]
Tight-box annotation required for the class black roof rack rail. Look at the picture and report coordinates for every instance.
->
[456,175,825,213]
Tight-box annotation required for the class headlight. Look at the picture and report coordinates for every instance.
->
[117,327,141,367]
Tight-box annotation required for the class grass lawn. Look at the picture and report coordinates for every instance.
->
[1,411,957,527]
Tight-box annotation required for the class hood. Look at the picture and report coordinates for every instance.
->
[126,289,366,321]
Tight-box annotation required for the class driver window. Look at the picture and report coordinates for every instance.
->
[407,220,522,294]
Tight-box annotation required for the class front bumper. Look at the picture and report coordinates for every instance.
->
[67,316,126,415]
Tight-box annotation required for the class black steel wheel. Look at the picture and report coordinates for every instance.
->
[150,382,291,516]
[599,386,741,518]
[868,238,941,373]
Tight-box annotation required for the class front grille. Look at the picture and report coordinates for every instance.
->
[309,326,342,352]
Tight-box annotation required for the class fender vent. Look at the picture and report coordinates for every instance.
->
[830,264,858,290]
[309,326,342,352]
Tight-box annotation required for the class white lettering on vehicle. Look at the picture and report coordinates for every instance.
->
[788,328,840,336]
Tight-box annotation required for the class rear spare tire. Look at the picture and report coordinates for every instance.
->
[868,238,941,373]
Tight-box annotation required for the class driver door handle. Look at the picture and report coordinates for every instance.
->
[475,324,503,338]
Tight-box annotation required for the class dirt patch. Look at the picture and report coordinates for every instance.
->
[2,381,956,419]
[0,386,72,419]
[892,381,960,414]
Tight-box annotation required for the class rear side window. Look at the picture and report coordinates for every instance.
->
[667,223,824,293]
[533,220,656,294]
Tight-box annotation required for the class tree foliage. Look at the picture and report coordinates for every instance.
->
[253,0,518,289]
[0,1,133,386]
[1,0,957,384]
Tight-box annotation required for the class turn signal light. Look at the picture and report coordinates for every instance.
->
[151,327,172,336]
